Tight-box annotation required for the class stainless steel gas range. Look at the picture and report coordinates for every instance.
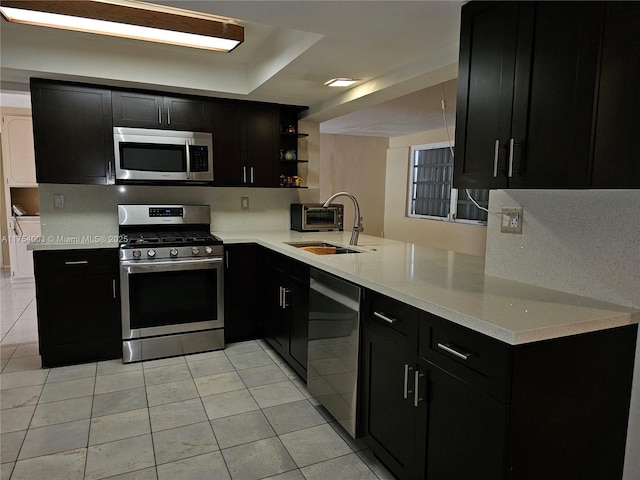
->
[118,204,224,363]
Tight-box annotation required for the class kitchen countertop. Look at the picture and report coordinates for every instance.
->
[219,230,639,346]
[30,230,638,345]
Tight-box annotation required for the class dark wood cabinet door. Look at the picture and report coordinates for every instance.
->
[163,96,212,132]
[264,262,289,358]
[361,326,418,480]
[247,103,279,187]
[113,91,211,131]
[418,359,508,480]
[223,244,261,343]
[591,2,640,188]
[288,271,309,379]
[212,100,247,186]
[30,79,114,185]
[112,91,163,128]
[510,2,603,189]
[34,249,121,367]
[453,1,523,190]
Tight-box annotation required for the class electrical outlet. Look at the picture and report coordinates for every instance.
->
[54,194,65,209]
[501,206,523,234]
[241,196,249,210]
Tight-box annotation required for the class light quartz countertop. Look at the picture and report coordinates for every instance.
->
[219,230,639,346]
[30,230,639,345]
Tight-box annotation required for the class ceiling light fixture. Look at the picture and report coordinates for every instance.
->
[0,0,244,52]
[324,78,360,87]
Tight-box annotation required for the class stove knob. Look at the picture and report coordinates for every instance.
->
[191,247,200,256]
[133,249,141,258]
[170,248,179,257]
[147,249,156,258]
[205,246,213,255]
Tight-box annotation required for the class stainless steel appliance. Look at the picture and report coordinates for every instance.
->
[114,127,213,184]
[307,268,362,438]
[118,204,223,363]
[290,203,344,232]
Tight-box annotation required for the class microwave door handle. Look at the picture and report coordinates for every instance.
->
[185,140,191,180]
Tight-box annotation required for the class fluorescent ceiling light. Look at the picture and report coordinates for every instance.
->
[324,78,360,87]
[0,0,244,52]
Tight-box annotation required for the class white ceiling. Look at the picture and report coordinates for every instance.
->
[0,1,464,137]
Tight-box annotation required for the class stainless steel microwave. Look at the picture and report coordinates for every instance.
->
[114,127,213,184]
[291,203,344,232]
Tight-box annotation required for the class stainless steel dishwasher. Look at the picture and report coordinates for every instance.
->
[307,268,362,438]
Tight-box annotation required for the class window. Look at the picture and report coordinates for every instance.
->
[408,142,488,223]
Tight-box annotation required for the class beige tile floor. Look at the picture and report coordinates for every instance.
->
[0,268,394,480]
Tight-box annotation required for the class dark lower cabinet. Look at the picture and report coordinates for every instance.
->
[223,244,262,343]
[30,78,115,185]
[417,360,508,480]
[263,249,309,380]
[33,249,121,367]
[361,289,638,480]
[360,290,420,479]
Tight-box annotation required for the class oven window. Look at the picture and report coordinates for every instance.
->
[120,143,186,172]
[306,209,337,225]
[128,268,217,329]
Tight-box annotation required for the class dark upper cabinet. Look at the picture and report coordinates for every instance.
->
[34,248,121,367]
[591,2,640,188]
[112,90,212,132]
[454,2,638,190]
[30,79,115,185]
[212,100,280,187]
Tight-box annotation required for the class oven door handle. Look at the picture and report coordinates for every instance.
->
[121,257,222,273]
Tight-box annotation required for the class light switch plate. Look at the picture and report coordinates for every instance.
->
[501,206,523,234]
[241,196,249,210]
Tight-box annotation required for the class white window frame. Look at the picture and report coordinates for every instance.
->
[407,141,487,225]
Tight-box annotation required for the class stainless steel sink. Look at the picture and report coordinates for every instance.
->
[285,241,363,255]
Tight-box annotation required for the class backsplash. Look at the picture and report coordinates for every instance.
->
[38,184,319,240]
[485,189,640,310]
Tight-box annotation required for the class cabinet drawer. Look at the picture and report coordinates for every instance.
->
[419,312,512,401]
[34,249,119,276]
[364,290,419,347]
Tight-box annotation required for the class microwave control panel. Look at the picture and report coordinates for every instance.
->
[190,146,209,172]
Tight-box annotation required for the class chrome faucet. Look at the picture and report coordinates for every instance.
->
[323,191,363,246]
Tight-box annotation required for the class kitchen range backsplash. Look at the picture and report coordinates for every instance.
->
[38,184,320,241]
[485,189,640,310]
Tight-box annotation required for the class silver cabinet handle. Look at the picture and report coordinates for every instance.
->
[493,139,500,177]
[403,364,414,399]
[282,288,290,308]
[437,342,473,360]
[508,138,515,178]
[374,311,397,324]
[64,260,88,265]
[225,251,230,269]
[278,286,283,308]
[167,107,171,125]
[158,106,162,124]
[250,166,255,184]
[112,279,117,299]
[414,370,425,407]
[243,166,247,184]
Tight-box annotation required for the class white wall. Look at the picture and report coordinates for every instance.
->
[319,133,388,237]
[484,189,640,480]
[383,128,487,256]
